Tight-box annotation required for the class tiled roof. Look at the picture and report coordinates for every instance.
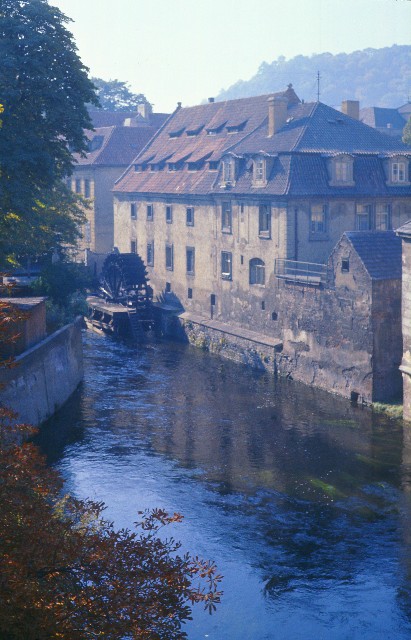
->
[396,219,411,238]
[73,126,158,167]
[344,230,402,280]
[113,90,411,198]
[360,107,406,131]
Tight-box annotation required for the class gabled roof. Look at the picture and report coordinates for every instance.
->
[73,126,159,167]
[360,107,406,132]
[343,231,402,280]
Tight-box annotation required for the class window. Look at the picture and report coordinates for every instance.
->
[341,259,350,273]
[209,161,219,171]
[188,288,193,299]
[221,251,232,280]
[310,204,327,234]
[258,204,271,238]
[75,178,82,194]
[147,242,154,266]
[165,244,173,270]
[222,202,232,233]
[84,221,91,243]
[210,294,216,306]
[84,179,91,198]
[186,247,195,274]
[355,204,371,230]
[147,204,154,220]
[166,205,173,223]
[255,158,264,182]
[375,204,390,230]
[249,258,265,285]
[130,240,137,254]
[165,282,171,292]
[131,203,137,219]
[331,156,354,185]
[392,162,406,183]
[186,207,194,226]
[223,159,233,182]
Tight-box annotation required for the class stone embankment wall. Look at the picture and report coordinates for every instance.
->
[165,273,401,404]
[0,318,83,426]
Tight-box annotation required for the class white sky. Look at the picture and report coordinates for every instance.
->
[51,0,411,113]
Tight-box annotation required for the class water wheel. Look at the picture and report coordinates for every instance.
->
[100,252,151,304]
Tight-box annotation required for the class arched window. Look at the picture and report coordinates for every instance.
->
[249,258,265,285]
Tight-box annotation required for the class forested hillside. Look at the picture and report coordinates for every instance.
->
[216,45,411,108]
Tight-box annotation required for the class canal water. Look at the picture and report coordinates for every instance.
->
[38,331,411,640]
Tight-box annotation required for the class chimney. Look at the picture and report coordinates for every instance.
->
[268,95,288,137]
[341,100,359,120]
[137,102,153,121]
[208,97,215,103]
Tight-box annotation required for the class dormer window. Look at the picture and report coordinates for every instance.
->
[255,159,264,181]
[388,156,409,185]
[330,155,354,186]
[223,159,233,183]
[169,127,185,138]
[252,157,267,187]
[392,162,405,182]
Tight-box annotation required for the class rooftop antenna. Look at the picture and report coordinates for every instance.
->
[317,71,321,102]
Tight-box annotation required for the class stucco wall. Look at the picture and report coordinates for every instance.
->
[0,318,83,426]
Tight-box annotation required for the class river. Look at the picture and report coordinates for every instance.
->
[37,330,411,640]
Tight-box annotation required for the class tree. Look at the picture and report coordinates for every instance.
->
[91,77,150,112]
[0,0,98,265]
[0,302,222,639]
[403,116,411,146]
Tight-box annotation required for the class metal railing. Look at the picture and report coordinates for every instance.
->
[274,259,329,286]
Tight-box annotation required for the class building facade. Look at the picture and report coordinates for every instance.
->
[70,105,169,263]
[112,88,411,400]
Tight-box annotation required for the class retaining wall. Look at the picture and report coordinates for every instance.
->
[0,317,83,426]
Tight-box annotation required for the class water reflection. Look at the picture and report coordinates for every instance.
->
[38,332,411,640]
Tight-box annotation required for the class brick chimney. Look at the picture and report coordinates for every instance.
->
[268,95,288,136]
[341,100,359,120]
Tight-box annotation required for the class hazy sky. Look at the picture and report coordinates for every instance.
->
[51,0,411,112]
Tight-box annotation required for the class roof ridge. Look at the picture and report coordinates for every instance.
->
[290,102,319,151]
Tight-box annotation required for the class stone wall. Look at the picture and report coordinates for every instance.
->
[166,265,401,404]
[400,237,411,420]
[0,318,83,426]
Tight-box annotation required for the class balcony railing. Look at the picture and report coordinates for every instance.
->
[274,259,329,286]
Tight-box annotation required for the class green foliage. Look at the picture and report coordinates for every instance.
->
[0,182,87,269]
[217,45,411,108]
[91,77,149,111]
[30,261,94,330]
[403,116,411,146]
[0,0,98,263]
